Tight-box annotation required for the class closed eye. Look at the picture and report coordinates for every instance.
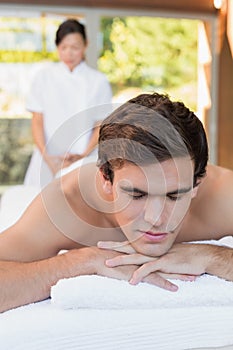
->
[131,193,146,200]
[167,187,192,202]
[120,186,147,200]
[167,194,182,201]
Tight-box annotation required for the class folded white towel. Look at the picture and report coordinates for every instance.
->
[51,273,233,310]
[51,237,233,310]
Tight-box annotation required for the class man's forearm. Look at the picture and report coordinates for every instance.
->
[0,248,95,313]
[206,245,233,281]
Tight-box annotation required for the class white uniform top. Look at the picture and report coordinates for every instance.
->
[24,61,112,188]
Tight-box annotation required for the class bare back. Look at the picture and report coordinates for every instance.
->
[177,164,233,242]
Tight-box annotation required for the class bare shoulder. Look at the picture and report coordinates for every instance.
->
[0,172,84,262]
[204,164,233,197]
[195,164,233,235]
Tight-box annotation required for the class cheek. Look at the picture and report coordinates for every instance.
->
[114,200,144,226]
[166,197,191,227]
[74,49,82,56]
[74,48,85,57]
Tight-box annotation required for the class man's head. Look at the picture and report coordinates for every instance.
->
[98,92,208,187]
[97,93,209,256]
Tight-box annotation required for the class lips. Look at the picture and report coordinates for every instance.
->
[141,231,168,243]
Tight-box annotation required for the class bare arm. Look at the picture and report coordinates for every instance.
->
[0,250,90,312]
[0,247,107,313]
[82,124,100,157]
[31,111,46,155]
[32,111,63,174]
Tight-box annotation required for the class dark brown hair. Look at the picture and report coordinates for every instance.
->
[55,19,87,46]
[97,92,208,186]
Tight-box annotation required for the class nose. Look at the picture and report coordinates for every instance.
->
[143,197,165,227]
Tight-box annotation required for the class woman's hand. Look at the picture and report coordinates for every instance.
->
[45,153,85,174]
[63,153,84,164]
[44,154,64,175]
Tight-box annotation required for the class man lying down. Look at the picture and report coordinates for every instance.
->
[0,92,232,313]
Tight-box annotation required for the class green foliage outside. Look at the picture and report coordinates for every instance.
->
[0,16,59,63]
[99,17,198,110]
[0,119,32,185]
[0,50,58,63]
[0,16,59,185]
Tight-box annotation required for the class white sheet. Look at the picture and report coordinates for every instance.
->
[0,298,233,350]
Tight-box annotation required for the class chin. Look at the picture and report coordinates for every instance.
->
[133,243,168,257]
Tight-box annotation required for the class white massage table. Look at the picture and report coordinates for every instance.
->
[1,298,233,350]
[0,185,233,350]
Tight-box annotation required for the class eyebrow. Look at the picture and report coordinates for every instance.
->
[167,187,192,195]
[119,185,192,196]
[120,186,147,195]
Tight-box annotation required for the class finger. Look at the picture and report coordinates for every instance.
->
[157,272,197,281]
[105,254,155,267]
[129,261,160,285]
[97,241,135,254]
[139,272,178,292]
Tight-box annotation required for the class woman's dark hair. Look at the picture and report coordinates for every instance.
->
[55,19,87,46]
[97,92,209,186]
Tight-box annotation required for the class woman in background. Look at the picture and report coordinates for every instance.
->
[24,18,112,188]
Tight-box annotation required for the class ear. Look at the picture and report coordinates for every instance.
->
[191,186,198,199]
[99,170,113,194]
[191,179,202,199]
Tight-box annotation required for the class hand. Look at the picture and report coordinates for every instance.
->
[97,241,199,291]
[46,153,85,172]
[65,247,192,292]
[64,246,137,280]
[63,153,84,163]
[98,241,210,285]
[129,243,212,285]
[44,154,63,175]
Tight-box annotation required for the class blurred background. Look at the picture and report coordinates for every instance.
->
[0,0,232,192]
